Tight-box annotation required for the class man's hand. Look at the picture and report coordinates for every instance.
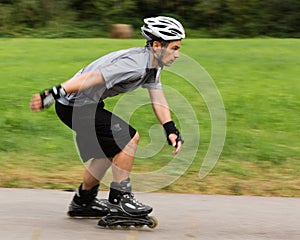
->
[30,85,66,111]
[163,121,184,155]
[30,93,43,112]
[168,133,183,154]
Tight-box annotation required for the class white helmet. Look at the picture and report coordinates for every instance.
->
[141,16,185,41]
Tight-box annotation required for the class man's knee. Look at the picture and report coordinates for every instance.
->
[121,132,139,156]
[131,131,140,144]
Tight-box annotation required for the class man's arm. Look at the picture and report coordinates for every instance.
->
[61,70,104,93]
[148,88,183,154]
[148,88,172,124]
[30,70,105,112]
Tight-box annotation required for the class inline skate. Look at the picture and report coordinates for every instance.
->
[67,183,109,218]
[98,179,158,229]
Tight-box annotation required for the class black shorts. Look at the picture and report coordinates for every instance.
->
[55,101,136,162]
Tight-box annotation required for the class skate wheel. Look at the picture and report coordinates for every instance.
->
[121,225,130,230]
[108,225,118,230]
[148,216,158,229]
[67,212,74,218]
[135,225,144,230]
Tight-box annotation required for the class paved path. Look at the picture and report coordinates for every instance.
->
[0,188,299,240]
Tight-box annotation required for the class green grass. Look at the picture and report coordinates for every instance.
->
[0,38,299,196]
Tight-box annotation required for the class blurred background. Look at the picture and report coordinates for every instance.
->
[0,0,299,38]
[0,0,299,197]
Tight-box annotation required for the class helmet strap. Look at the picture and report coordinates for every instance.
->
[149,41,169,67]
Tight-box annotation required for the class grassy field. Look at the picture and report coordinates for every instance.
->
[0,38,299,197]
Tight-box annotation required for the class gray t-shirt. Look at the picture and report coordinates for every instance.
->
[58,47,162,106]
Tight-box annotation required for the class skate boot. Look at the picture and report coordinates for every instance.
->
[98,178,158,229]
[67,183,109,218]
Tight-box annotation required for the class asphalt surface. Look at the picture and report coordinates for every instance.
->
[0,188,299,240]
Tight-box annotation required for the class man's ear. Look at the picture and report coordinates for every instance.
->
[152,40,162,50]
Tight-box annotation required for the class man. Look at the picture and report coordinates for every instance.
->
[30,16,185,222]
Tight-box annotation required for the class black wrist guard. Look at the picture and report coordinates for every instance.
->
[40,85,66,109]
[163,121,184,147]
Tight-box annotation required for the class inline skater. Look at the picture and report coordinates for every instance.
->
[30,16,185,227]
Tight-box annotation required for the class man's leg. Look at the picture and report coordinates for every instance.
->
[81,130,139,190]
[111,132,139,183]
[82,157,112,190]
[107,132,152,215]
[68,132,139,217]
[67,158,111,217]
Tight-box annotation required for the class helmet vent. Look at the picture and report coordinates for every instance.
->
[169,28,182,34]
[153,24,167,28]
[159,30,176,37]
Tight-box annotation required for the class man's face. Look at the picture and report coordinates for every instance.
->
[154,40,182,67]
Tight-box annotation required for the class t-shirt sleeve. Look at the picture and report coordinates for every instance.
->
[142,76,162,89]
[141,67,163,89]
[100,57,143,89]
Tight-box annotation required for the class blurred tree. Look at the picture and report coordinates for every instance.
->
[0,0,299,37]
[10,0,43,28]
[259,0,300,37]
